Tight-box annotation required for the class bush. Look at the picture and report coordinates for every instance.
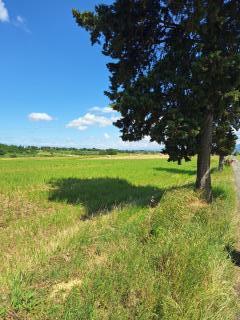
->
[98,150,107,155]
[106,149,118,155]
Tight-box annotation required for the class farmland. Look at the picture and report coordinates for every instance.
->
[0,156,238,319]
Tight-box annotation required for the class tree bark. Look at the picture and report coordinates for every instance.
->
[218,154,225,171]
[195,112,213,203]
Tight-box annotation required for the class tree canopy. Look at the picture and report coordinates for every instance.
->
[73,0,240,201]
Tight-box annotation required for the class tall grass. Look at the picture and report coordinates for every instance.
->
[0,157,238,319]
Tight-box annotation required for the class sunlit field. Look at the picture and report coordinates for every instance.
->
[0,156,238,319]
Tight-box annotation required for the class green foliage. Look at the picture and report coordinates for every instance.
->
[73,1,240,164]
[10,273,37,313]
[213,124,237,157]
[106,148,118,155]
[0,144,38,157]
[98,150,107,155]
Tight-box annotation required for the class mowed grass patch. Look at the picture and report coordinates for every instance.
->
[0,157,238,319]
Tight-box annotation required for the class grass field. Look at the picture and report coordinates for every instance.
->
[0,156,238,319]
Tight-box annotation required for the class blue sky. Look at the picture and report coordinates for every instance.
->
[0,0,159,150]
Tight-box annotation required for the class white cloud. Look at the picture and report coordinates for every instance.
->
[77,125,88,131]
[102,107,116,113]
[143,136,151,142]
[104,133,110,139]
[0,0,9,22]
[28,113,54,122]
[90,106,117,114]
[116,138,159,149]
[89,106,102,112]
[67,113,119,131]
[0,1,31,32]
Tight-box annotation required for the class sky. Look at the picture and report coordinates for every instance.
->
[0,0,160,150]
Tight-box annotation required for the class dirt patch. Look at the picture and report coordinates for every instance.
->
[189,198,208,210]
[86,245,108,267]
[50,279,82,301]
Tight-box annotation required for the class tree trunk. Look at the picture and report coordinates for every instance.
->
[195,112,213,203]
[218,154,225,172]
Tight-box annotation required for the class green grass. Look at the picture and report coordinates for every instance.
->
[0,156,238,319]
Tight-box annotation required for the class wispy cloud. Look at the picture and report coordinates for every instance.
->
[104,133,110,139]
[28,113,54,122]
[13,15,31,33]
[0,0,9,22]
[66,113,119,131]
[16,15,24,23]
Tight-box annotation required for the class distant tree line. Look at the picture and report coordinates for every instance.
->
[0,143,159,157]
[0,144,39,157]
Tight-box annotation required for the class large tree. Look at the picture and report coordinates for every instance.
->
[73,0,240,202]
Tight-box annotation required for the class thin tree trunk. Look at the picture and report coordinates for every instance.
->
[218,154,224,171]
[195,112,213,203]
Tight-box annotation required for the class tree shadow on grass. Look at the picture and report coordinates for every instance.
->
[154,167,196,175]
[154,167,216,176]
[48,177,188,220]
[212,186,228,199]
[225,245,240,267]
[48,176,226,220]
